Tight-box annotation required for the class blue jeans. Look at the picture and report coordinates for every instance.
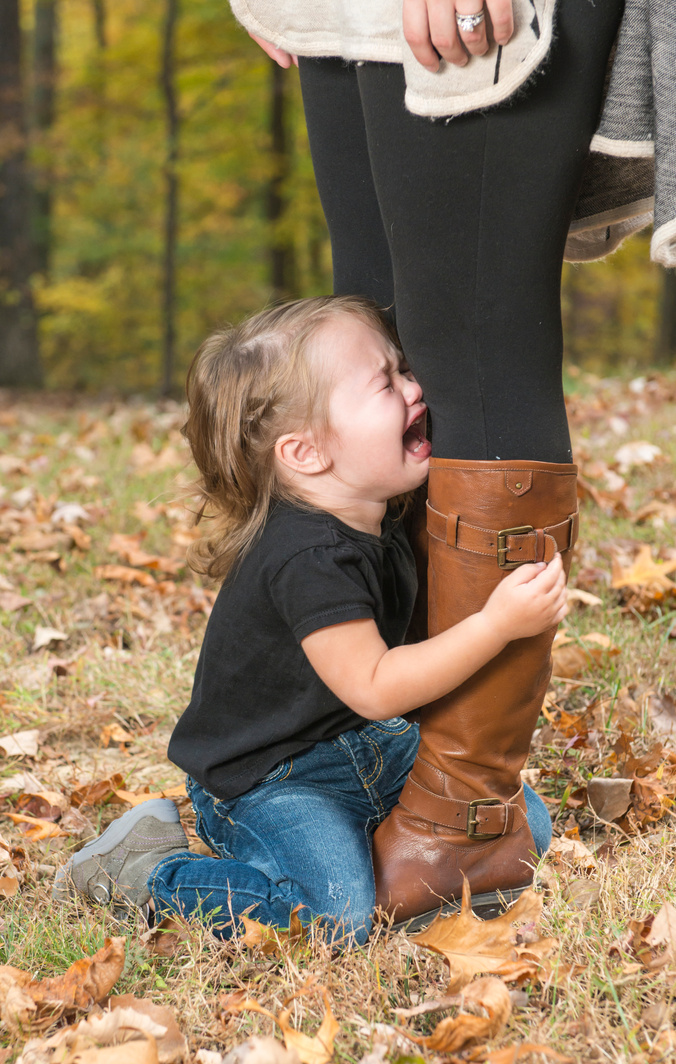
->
[149,719,551,944]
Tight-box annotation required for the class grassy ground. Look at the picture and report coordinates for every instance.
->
[1,372,675,1063]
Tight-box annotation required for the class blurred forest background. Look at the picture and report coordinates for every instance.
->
[1,0,675,395]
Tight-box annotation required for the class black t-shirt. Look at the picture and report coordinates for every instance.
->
[168,502,416,799]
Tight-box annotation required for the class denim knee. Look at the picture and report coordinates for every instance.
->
[523,783,552,856]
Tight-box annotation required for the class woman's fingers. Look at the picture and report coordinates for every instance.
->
[403,0,444,70]
[455,0,489,57]
[248,32,298,68]
[426,0,469,65]
[485,0,514,45]
[404,0,515,70]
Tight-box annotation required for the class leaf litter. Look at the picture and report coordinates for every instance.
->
[2,384,676,1062]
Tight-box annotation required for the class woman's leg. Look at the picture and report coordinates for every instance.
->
[364,0,622,923]
[298,57,394,309]
[355,0,624,462]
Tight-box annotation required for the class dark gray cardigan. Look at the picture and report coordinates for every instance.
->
[567,0,673,266]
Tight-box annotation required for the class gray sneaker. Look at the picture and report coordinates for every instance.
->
[53,798,188,912]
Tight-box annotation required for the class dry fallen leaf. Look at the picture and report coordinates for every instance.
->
[3,813,66,841]
[481,1045,574,1063]
[16,1007,164,1064]
[277,987,339,1064]
[221,1037,300,1064]
[15,790,69,821]
[109,996,188,1063]
[547,836,597,872]
[0,876,19,898]
[32,626,69,652]
[0,729,40,758]
[100,723,135,748]
[614,440,662,473]
[221,982,338,1064]
[551,631,619,680]
[0,592,33,612]
[611,904,676,973]
[239,905,306,957]
[563,879,601,911]
[586,778,633,822]
[644,690,676,737]
[0,773,44,800]
[11,530,73,553]
[70,774,126,807]
[0,937,125,1035]
[566,588,603,608]
[611,544,676,592]
[113,783,186,807]
[645,902,676,971]
[403,977,511,1054]
[141,915,192,958]
[129,442,184,474]
[94,564,158,588]
[412,880,557,992]
[634,499,676,528]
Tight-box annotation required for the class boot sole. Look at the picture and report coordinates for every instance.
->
[391,884,530,933]
[53,798,181,903]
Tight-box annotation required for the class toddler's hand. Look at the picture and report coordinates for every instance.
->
[481,553,568,644]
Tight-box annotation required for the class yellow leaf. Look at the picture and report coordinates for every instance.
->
[239,906,306,956]
[278,986,338,1064]
[100,723,135,748]
[113,783,186,806]
[3,813,66,841]
[611,544,676,590]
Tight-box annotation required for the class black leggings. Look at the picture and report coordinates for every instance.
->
[298,0,623,462]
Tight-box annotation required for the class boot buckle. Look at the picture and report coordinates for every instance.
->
[497,525,534,569]
[467,797,503,840]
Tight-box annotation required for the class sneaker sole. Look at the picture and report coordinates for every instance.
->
[53,798,181,904]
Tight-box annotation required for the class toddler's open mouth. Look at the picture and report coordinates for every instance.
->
[403,412,431,457]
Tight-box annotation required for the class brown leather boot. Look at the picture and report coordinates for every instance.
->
[372,458,578,930]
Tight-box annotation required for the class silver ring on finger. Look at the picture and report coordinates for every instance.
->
[455,9,485,33]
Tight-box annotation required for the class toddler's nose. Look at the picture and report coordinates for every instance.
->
[402,373,423,404]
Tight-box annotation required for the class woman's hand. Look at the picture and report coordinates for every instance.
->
[248,32,298,69]
[403,0,514,71]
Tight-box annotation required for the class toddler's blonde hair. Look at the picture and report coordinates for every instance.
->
[182,295,397,581]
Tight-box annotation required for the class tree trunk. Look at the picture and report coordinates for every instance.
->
[655,268,676,364]
[92,0,107,49]
[89,0,107,166]
[160,0,179,396]
[267,60,295,300]
[0,0,42,386]
[32,0,58,277]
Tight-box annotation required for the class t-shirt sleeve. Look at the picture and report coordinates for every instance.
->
[270,545,376,642]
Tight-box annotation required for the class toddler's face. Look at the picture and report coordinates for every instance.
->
[319,315,431,502]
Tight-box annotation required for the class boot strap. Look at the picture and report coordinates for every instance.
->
[426,503,579,567]
[398,776,528,839]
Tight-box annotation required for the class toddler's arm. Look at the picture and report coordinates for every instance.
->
[301,554,567,721]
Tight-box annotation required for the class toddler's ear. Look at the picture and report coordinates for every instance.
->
[275,430,328,477]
